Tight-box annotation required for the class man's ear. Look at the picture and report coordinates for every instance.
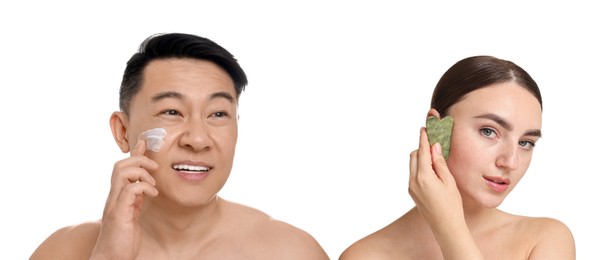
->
[110,111,131,153]
[427,108,441,119]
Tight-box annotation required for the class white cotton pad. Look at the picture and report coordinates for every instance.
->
[139,128,167,152]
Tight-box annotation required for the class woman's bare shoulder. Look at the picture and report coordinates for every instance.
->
[339,214,416,260]
[515,215,574,237]
[30,220,101,260]
[339,232,396,260]
[515,216,576,259]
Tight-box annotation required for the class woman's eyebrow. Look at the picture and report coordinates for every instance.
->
[525,129,542,138]
[474,113,542,137]
[475,113,512,131]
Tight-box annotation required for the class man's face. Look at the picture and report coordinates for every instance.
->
[125,58,238,207]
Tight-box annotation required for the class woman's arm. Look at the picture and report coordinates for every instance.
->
[408,127,484,260]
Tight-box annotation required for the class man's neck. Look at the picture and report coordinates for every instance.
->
[138,195,224,250]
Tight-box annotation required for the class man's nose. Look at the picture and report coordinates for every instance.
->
[178,118,212,152]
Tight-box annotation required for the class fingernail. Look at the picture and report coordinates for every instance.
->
[435,143,442,155]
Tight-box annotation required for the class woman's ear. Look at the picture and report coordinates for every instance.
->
[110,111,131,153]
[427,108,441,119]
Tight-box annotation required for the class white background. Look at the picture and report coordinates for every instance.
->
[1,1,602,259]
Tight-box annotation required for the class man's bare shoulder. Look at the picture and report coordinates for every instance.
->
[220,198,330,259]
[30,220,101,260]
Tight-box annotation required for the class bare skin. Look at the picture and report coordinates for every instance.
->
[340,83,575,259]
[30,198,326,259]
[30,58,329,260]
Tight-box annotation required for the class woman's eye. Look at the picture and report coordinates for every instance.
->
[480,128,496,138]
[519,140,536,149]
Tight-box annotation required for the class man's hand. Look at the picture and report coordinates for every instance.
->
[90,140,159,260]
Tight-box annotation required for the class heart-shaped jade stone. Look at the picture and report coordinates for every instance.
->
[426,116,454,160]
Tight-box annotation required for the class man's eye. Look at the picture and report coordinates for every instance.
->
[212,111,228,117]
[161,110,180,116]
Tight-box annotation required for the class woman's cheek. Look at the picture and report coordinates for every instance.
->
[447,132,478,179]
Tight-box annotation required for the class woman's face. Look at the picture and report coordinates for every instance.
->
[446,82,542,209]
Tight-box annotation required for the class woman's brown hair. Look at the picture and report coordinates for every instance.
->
[431,55,542,116]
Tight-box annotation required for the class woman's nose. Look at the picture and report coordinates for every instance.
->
[495,141,519,171]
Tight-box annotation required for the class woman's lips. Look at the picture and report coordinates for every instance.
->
[483,176,509,192]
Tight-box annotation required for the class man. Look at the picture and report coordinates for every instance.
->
[31,33,329,259]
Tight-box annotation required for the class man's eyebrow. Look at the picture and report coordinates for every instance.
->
[151,90,235,104]
[210,91,235,103]
[474,113,542,137]
[151,91,184,102]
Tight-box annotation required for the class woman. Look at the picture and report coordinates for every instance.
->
[339,56,575,259]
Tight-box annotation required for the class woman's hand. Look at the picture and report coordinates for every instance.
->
[90,140,159,260]
[409,127,484,259]
[408,127,463,229]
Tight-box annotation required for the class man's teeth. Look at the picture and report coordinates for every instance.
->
[172,164,209,173]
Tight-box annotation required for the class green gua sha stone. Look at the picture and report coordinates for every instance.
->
[426,116,454,160]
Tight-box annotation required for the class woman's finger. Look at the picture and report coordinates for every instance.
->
[431,142,455,183]
[409,150,418,183]
[417,127,434,173]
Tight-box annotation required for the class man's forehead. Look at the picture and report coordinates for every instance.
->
[138,58,237,96]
